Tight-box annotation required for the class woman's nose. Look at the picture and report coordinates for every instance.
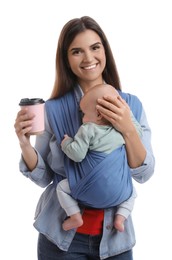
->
[83,51,93,62]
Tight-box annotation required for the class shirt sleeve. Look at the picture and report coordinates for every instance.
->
[19,110,62,187]
[19,150,53,187]
[131,107,155,183]
[61,124,92,162]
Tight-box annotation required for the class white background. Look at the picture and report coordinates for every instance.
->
[0,0,171,259]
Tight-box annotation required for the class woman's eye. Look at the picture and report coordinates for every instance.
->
[93,46,99,50]
[92,44,101,51]
[72,49,81,55]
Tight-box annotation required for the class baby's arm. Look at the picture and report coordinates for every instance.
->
[60,124,91,162]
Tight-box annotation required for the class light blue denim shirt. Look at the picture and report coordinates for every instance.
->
[19,86,155,259]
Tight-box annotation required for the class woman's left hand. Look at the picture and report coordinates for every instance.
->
[96,95,135,137]
[96,94,147,168]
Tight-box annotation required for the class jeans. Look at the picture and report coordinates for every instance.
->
[37,233,133,260]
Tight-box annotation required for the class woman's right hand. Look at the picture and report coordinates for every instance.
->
[14,108,35,147]
[14,108,38,170]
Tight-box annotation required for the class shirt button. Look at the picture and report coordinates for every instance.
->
[106,224,112,230]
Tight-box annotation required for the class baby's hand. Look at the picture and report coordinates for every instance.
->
[61,134,70,146]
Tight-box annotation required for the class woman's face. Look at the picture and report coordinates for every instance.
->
[67,29,106,92]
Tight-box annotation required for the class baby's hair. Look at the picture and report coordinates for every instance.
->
[81,83,119,107]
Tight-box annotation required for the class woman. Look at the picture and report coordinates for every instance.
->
[14,16,155,260]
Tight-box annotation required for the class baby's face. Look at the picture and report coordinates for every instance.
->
[80,84,119,124]
[80,101,98,124]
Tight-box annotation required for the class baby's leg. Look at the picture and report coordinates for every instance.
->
[56,179,83,231]
[114,186,137,232]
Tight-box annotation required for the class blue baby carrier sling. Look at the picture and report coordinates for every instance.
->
[45,89,142,208]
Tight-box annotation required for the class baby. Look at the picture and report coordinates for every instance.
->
[57,84,141,232]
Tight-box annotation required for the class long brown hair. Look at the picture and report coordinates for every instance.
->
[50,16,121,99]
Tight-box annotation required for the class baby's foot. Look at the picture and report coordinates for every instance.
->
[62,214,83,231]
[114,214,126,232]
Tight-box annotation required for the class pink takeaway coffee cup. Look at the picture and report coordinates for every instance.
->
[19,98,45,135]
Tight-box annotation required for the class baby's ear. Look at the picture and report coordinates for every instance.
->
[96,109,103,120]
